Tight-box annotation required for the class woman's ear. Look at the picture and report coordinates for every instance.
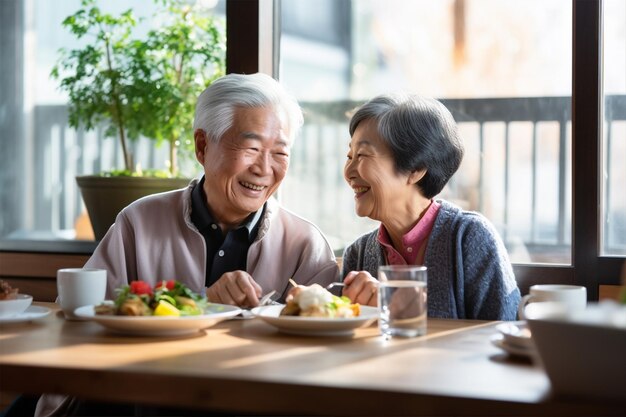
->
[408,169,427,185]
[194,129,207,163]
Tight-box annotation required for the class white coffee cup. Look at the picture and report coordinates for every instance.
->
[518,284,587,320]
[57,268,107,320]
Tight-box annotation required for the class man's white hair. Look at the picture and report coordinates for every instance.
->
[193,73,303,144]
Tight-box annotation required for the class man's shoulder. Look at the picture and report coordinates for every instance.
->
[120,186,190,222]
[272,203,325,234]
[261,200,331,246]
[273,207,330,236]
[257,201,335,259]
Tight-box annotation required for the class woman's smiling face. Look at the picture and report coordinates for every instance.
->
[344,119,416,223]
[196,106,290,226]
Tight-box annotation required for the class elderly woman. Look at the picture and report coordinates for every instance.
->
[341,94,520,320]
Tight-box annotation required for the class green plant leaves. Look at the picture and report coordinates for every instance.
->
[51,0,225,176]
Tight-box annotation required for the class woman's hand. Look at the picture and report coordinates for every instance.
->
[206,271,262,307]
[388,285,426,320]
[343,271,378,306]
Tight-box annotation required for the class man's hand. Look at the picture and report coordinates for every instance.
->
[342,271,378,306]
[206,271,262,307]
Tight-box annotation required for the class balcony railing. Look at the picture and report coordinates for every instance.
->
[288,95,625,260]
[6,95,625,261]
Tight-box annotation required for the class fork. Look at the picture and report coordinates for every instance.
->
[235,291,279,320]
[258,290,280,306]
[289,279,345,291]
[325,282,346,296]
[325,282,345,290]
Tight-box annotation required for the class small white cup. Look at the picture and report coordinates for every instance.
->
[518,284,587,320]
[57,268,107,320]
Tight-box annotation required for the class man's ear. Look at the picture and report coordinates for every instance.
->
[408,169,427,185]
[194,129,207,164]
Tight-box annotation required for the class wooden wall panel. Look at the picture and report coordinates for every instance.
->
[0,252,90,301]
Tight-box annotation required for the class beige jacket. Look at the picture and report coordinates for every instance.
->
[36,179,338,417]
[87,178,339,301]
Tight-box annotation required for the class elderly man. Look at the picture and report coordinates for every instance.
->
[32,74,338,417]
[84,73,338,307]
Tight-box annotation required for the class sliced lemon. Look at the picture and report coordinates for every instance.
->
[153,300,180,316]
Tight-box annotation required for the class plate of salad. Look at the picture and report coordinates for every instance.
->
[74,280,241,336]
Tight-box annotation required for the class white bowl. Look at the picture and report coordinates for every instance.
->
[0,294,34,317]
[526,301,626,401]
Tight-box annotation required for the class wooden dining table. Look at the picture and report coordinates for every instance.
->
[0,302,623,416]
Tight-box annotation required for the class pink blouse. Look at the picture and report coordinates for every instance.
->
[377,200,441,265]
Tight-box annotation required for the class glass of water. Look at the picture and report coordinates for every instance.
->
[378,265,427,338]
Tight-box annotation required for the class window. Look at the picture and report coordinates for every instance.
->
[602,0,626,257]
[279,0,574,265]
[1,0,623,298]
[0,0,223,251]
[275,0,623,296]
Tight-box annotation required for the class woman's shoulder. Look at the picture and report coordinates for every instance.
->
[434,200,505,253]
[342,228,381,276]
[349,228,379,249]
[343,229,378,257]
[437,200,497,232]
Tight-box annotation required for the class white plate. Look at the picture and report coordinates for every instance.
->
[490,334,536,359]
[251,305,378,336]
[74,303,242,336]
[0,305,51,324]
[495,320,534,349]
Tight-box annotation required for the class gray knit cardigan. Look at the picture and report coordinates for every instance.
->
[342,200,521,320]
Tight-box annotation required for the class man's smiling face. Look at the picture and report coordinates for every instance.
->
[196,106,290,227]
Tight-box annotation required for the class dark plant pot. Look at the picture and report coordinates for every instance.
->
[76,175,191,240]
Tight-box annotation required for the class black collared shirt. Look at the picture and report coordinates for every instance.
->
[190,177,263,287]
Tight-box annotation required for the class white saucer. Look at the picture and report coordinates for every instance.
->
[0,305,51,324]
[495,320,534,349]
[490,334,537,359]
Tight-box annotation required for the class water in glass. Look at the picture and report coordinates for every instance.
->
[378,266,427,338]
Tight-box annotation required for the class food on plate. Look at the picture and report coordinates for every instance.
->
[95,280,208,316]
[280,283,360,318]
[0,280,19,300]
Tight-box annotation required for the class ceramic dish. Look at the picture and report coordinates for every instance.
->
[526,301,626,401]
[495,320,534,349]
[74,303,241,336]
[490,334,536,359]
[0,294,33,318]
[0,305,51,324]
[251,304,378,336]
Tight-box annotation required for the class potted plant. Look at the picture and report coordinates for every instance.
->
[51,0,225,239]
